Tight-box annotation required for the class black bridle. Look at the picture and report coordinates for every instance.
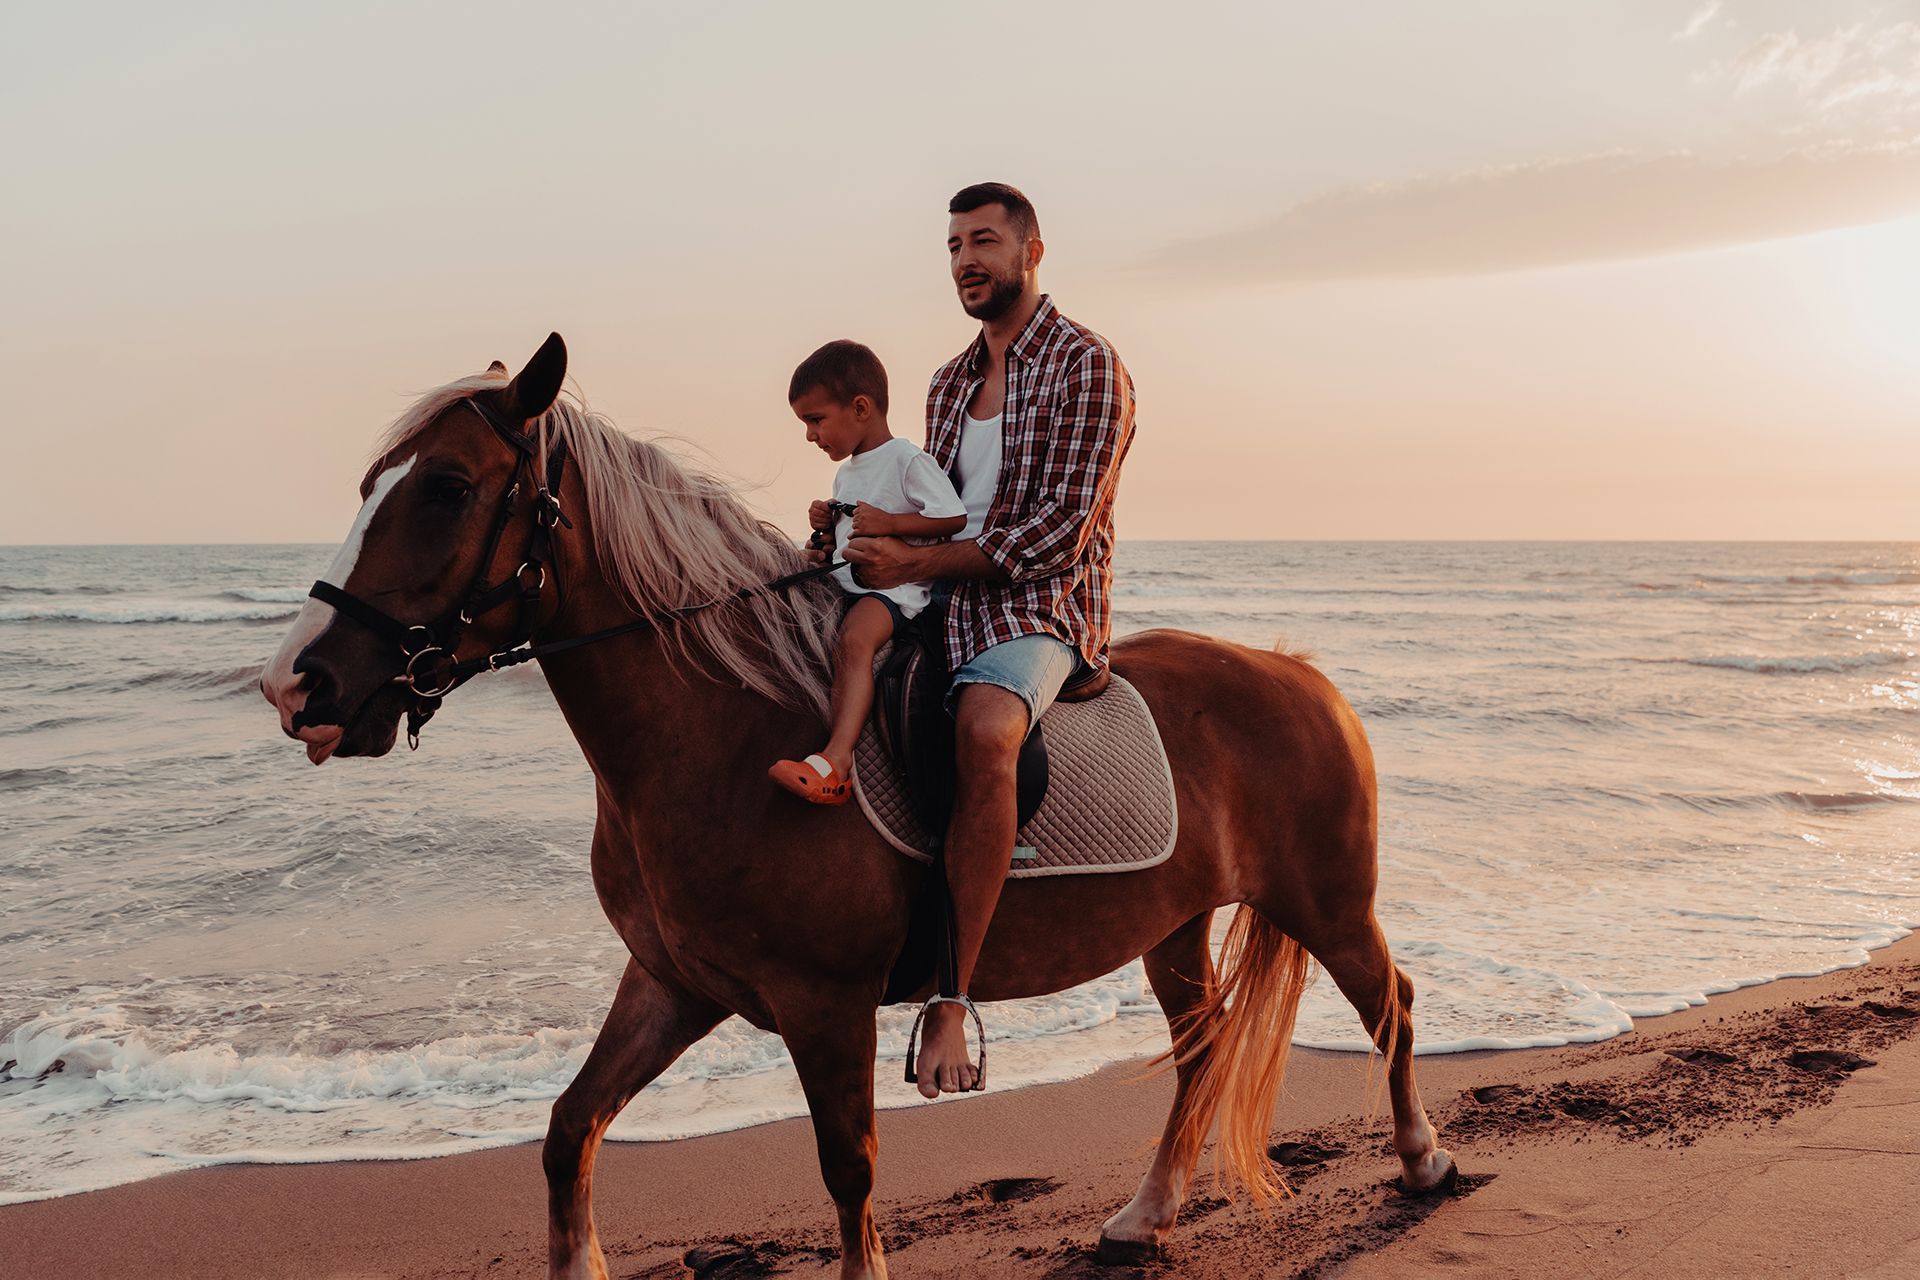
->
[307,397,844,748]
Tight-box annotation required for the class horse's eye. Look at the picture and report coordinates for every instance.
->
[425,477,472,506]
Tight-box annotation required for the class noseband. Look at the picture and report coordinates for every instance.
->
[307,397,845,749]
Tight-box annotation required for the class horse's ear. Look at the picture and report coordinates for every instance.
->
[487,360,507,374]
[503,333,567,422]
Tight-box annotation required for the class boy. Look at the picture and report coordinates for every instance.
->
[770,340,967,804]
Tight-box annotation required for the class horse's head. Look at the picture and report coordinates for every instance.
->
[262,333,570,763]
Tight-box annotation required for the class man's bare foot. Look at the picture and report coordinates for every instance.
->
[913,1002,977,1098]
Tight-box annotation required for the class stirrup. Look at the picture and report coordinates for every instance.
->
[903,993,986,1091]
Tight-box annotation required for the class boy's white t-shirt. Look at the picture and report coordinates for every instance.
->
[954,411,1003,542]
[830,437,967,618]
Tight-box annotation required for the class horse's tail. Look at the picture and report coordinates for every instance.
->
[1158,904,1316,1206]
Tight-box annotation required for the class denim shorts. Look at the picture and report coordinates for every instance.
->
[945,633,1081,728]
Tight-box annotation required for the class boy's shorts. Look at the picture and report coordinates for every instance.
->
[945,633,1082,728]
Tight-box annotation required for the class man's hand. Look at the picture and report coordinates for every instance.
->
[808,499,835,532]
[841,536,921,589]
[849,502,896,538]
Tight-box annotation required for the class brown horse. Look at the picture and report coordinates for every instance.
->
[261,335,1454,1279]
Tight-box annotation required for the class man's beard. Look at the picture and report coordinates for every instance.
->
[958,262,1025,321]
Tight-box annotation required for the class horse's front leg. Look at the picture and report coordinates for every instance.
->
[782,996,887,1280]
[545,957,725,1280]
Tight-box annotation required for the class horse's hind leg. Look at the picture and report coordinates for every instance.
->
[1099,911,1216,1261]
[545,958,725,1280]
[780,996,887,1280]
[1306,915,1456,1192]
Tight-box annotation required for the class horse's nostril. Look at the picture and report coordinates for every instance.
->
[292,656,342,723]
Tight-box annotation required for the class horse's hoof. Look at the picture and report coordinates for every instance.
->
[1095,1234,1163,1266]
[1396,1151,1460,1198]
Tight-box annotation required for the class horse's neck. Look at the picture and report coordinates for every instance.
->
[532,521,812,802]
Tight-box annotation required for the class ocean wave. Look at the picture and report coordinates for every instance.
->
[1116,609,1274,633]
[129,665,264,696]
[217,587,311,604]
[1661,789,1911,813]
[1694,570,1920,587]
[0,767,73,793]
[1647,652,1911,675]
[0,1018,603,1111]
[0,583,117,597]
[0,715,96,736]
[0,603,300,625]
[1357,694,1429,719]
[1296,939,1635,1054]
[1787,571,1920,586]
[0,974,1155,1119]
[46,664,265,699]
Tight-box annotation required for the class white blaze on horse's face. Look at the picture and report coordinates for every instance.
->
[261,455,417,761]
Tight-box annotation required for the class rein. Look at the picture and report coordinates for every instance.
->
[308,397,845,748]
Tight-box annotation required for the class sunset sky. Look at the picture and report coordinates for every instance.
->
[4,0,1916,544]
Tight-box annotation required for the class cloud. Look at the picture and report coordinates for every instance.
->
[1146,147,1920,286]
[1674,2,1723,42]
[1709,19,1920,121]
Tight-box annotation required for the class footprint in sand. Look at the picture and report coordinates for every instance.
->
[1269,1140,1349,1167]
[1786,1049,1876,1074]
[1862,1001,1919,1021]
[1666,1047,1738,1065]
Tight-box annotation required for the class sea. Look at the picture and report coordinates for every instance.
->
[2,541,1917,1204]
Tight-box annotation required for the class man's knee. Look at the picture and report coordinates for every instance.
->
[953,683,1029,774]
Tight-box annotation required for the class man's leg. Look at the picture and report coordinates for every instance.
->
[913,681,1026,1096]
[913,634,1079,1097]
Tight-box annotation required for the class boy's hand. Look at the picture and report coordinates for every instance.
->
[849,502,896,538]
[808,499,835,532]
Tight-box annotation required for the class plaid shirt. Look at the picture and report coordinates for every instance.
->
[924,295,1136,675]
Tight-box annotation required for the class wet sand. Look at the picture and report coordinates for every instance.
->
[6,932,1919,1278]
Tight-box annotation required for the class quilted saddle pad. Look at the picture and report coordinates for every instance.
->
[852,673,1178,878]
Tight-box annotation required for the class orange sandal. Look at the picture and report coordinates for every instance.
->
[768,754,851,805]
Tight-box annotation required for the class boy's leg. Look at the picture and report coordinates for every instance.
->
[819,596,897,777]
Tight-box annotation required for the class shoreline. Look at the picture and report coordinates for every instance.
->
[6,932,1920,1277]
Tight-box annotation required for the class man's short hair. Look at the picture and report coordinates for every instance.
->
[789,339,888,415]
[949,182,1041,244]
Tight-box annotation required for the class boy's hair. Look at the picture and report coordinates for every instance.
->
[949,181,1041,245]
[788,339,888,415]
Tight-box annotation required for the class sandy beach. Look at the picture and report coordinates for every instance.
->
[4,933,1916,1278]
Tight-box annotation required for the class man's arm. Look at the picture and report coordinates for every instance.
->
[846,344,1132,590]
[841,534,1003,589]
[974,344,1132,582]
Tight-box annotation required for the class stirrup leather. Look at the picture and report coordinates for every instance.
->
[902,993,986,1091]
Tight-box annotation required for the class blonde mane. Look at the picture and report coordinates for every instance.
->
[371,370,840,721]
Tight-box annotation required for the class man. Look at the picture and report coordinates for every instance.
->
[843,182,1136,1097]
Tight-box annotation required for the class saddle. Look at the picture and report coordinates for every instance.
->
[871,605,1108,837]
[871,602,1111,1006]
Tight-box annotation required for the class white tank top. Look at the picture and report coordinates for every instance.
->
[955,411,1002,542]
